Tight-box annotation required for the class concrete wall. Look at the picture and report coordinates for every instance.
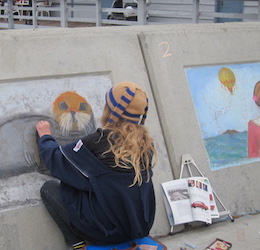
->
[0,22,260,249]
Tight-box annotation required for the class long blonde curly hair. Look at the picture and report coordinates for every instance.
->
[101,105,157,186]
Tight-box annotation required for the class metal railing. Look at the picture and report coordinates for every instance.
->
[0,0,259,30]
[0,0,61,29]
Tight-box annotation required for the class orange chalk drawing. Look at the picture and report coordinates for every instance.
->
[52,91,94,135]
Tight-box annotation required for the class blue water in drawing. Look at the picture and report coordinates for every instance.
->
[204,131,260,170]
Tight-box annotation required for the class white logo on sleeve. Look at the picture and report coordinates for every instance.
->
[73,140,83,152]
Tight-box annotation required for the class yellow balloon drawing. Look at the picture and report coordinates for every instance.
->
[218,67,236,95]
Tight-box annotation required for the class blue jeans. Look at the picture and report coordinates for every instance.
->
[40,180,85,246]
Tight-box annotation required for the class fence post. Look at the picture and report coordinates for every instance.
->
[60,0,68,27]
[192,0,199,23]
[7,0,14,29]
[257,0,260,21]
[137,0,146,25]
[96,0,102,27]
[32,0,37,28]
[71,0,74,18]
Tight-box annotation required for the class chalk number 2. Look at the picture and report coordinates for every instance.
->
[158,42,172,58]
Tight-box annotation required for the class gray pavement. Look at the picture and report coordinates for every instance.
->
[3,203,259,249]
[159,213,260,250]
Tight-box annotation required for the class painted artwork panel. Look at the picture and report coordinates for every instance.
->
[0,74,112,177]
[185,63,260,170]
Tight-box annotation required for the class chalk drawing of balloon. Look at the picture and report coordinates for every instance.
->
[218,67,236,95]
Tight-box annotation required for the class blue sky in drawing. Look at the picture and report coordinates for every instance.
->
[185,63,260,139]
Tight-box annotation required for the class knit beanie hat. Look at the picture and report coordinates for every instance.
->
[106,81,148,124]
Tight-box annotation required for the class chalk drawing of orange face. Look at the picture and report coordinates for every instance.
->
[52,91,94,136]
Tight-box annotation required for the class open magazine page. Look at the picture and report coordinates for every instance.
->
[162,193,175,226]
[188,177,212,224]
[161,179,193,225]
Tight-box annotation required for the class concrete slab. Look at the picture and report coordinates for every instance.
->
[138,22,260,216]
[0,204,67,250]
[0,25,173,244]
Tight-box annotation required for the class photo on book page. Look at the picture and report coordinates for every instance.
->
[205,238,232,250]
[208,185,220,218]
[188,177,212,224]
[161,178,194,225]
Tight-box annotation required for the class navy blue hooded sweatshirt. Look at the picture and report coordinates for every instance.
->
[38,132,155,244]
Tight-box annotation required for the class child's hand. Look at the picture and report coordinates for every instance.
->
[36,120,52,138]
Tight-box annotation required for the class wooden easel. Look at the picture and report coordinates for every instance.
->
[180,154,234,220]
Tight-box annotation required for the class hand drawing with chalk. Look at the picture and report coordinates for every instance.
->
[0,91,96,177]
[0,76,110,178]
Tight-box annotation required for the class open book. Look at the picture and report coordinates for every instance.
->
[161,177,219,226]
